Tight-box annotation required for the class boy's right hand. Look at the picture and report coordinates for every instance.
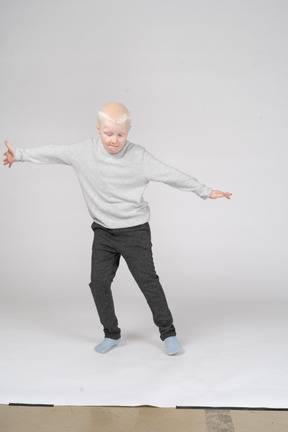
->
[3,140,15,168]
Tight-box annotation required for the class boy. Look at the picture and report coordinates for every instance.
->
[3,102,232,355]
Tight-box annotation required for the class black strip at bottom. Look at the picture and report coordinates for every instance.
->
[176,406,288,411]
[9,403,54,407]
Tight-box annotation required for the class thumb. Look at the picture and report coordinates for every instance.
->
[5,140,14,154]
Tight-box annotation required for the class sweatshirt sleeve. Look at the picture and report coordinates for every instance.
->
[142,149,212,200]
[14,143,82,166]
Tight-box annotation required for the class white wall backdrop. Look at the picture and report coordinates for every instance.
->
[1,0,288,408]
[1,0,288,331]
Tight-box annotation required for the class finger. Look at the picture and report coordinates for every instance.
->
[4,140,12,152]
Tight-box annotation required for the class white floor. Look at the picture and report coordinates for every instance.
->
[1,288,287,408]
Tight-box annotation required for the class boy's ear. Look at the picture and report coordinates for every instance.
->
[96,124,100,134]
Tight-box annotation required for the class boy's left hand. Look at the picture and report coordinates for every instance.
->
[209,190,232,200]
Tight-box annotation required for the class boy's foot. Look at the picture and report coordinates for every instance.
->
[164,336,182,356]
[94,338,121,354]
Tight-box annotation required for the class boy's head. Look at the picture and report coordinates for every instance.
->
[96,102,131,154]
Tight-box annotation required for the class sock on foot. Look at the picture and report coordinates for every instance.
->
[94,338,121,354]
[164,336,182,356]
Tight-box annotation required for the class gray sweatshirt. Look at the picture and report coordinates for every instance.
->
[15,137,212,229]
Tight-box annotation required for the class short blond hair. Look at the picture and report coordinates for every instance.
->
[97,102,131,125]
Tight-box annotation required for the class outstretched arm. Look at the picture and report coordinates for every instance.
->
[142,149,213,199]
[209,190,232,200]
[142,149,233,200]
[3,141,15,168]
[3,140,82,166]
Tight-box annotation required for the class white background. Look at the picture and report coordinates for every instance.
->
[0,0,288,407]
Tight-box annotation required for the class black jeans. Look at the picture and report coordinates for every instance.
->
[89,222,176,341]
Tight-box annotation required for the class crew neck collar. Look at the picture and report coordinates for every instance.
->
[96,136,127,158]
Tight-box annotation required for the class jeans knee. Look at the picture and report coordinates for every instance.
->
[137,273,161,291]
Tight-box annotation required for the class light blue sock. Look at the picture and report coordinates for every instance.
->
[94,338,121,354]
[164,336,182,356]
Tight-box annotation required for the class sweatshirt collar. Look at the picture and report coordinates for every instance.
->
[96,136,127,159]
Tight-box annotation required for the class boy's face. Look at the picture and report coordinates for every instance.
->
[96,119,131,154]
